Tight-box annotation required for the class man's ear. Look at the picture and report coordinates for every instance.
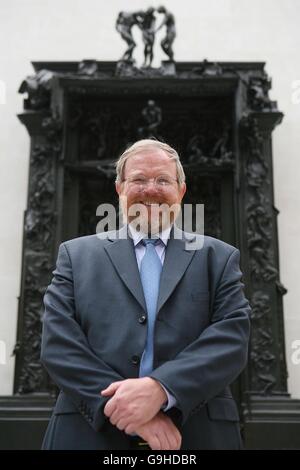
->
[115,181,121,196]
[180,182,187,199]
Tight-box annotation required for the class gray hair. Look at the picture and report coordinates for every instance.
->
[115,139,186,185]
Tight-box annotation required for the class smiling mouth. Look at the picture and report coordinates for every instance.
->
[139,201,161,207]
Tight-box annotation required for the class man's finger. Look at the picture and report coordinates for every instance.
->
[115,418,128,431]
[109,408,123,426]
[149,433,162,451]
[103,398,117,417]
[163,428,173,450]
[168,430,180,450]
[165,425,181,450]
[124,424,135,435]
[101,381,122,396]
[158,430,170,450]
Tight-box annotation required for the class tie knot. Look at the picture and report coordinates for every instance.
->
[142,238,159,246]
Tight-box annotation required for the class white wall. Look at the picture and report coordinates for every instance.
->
[0,0,299,396]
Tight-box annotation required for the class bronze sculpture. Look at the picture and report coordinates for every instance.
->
[136,8,156,67]
[116,6,176,66]
[115,11,140,62]
[138,100,162,137]
[156,6,176,62]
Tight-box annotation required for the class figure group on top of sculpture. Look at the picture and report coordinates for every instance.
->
[116,6,176,67]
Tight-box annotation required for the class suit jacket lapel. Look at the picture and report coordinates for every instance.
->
[156,226,197,313]
[103,226,147,312]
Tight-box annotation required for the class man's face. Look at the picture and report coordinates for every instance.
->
[116,148,186,234]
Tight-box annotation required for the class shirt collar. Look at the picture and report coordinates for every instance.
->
[128,224,172,247]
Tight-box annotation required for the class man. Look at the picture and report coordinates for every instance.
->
[41,139,251,450]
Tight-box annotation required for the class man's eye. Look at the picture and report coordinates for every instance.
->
[133,178,146,183]
[157,178,170,185]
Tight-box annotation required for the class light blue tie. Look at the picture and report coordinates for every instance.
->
[139,239,162,377]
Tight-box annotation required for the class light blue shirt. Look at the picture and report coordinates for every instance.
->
[128,224,177,411]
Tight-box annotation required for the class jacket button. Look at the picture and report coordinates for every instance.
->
[131,355,140,365]
[138,315,147,324]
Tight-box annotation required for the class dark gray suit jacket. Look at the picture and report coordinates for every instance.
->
[40,226,251,450]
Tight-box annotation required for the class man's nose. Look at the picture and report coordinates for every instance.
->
[142,181,159,193]
[144,185,159,196]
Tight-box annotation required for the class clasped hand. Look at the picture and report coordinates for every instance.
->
[101,377,181,450]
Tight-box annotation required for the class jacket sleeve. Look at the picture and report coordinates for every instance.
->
[40,243,124,432]
[149,248,251,424]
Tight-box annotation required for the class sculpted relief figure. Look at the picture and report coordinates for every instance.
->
[116,11,140,61]
[156,6,176,62]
